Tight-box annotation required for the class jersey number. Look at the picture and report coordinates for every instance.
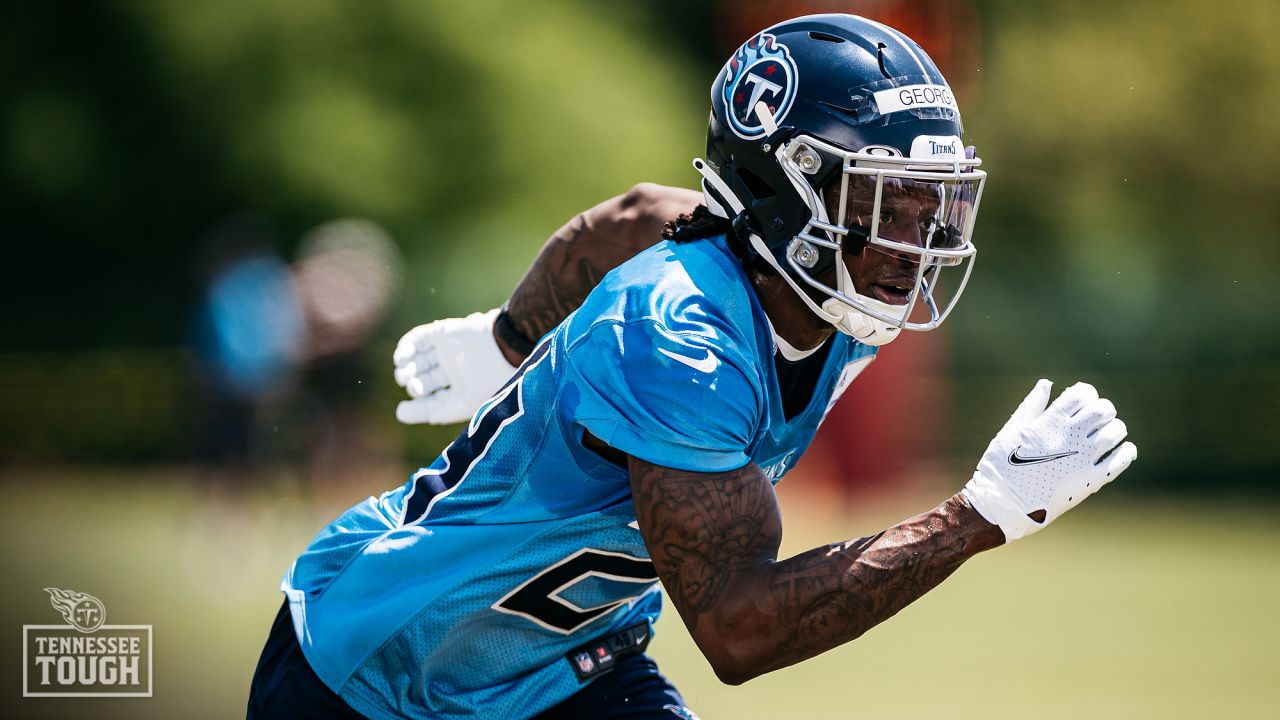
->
[493,548,658,634]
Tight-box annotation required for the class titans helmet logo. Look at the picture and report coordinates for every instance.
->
[722,33,798,139]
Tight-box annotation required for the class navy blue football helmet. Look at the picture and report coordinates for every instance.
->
[694,14,986,345]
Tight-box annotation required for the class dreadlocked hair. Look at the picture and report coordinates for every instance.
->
[662,203,773,274]
[662,204,732,243]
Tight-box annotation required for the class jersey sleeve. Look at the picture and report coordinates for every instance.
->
[561,318,763,473]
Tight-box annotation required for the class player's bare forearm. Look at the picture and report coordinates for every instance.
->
[749,494,1003,677]
[495,183,700,364]
[629,456,1004,685]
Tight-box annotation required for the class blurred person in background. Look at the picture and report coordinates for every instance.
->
[250,15,1135,719]
[191,215,305,486]
[192,218,401,492]
[291,219,403,489]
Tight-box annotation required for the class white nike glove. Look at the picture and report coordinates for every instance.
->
[392,308,518,425]
[962,380,1137,542]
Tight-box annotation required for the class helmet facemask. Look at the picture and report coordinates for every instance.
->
[776,133,986,344]
[696,97,986,345]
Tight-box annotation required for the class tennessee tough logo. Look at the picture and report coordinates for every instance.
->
[722,32,798,139]
[24,588,153,697]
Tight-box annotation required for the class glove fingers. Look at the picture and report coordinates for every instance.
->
[1048,381,1099,417]
[397,399,441,425]
[393,340,415,366]
[402,351,453,396]
[1012,378,1054,423]
[1102,440,1137,480]
[996,379,1053,437]
[1090,418,1128,462]
[394,362,417,388]
[393,327,430,366]
[396,399,426,424]
[399,396,474,425]
[392,308,512,426]
[1079,398,1117,435]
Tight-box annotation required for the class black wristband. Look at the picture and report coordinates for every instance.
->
[494,305,537,358]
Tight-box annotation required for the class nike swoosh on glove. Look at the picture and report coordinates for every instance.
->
[393,308,517,425]
[962,379,1137,542]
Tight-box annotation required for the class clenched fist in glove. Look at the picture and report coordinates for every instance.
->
[962,380,1137,542]
[392,309,518,425]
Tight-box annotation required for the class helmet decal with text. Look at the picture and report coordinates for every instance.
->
[722,33,798,139]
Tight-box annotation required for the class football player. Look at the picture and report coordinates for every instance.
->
[249,15,1136,720]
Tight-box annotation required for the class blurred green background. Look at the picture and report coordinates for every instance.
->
[1,0,1277,718]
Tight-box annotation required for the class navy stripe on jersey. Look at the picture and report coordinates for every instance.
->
[401,340,551,525]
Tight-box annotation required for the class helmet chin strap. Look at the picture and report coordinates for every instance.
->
[693,152,903,347]
[830,245,904,346]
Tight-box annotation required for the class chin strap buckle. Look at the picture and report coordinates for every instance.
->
[730,211,763,250]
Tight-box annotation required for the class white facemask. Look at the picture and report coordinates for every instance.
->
[697,155,909,347]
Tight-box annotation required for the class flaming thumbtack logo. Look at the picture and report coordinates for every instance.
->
[721,32,799,139]
[44,588,106,634]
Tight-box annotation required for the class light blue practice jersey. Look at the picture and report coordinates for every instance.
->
[281,235,877,719]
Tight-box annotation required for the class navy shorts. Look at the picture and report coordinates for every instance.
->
[247,601,698,720]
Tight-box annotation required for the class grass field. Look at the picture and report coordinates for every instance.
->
[1,466,1276,719]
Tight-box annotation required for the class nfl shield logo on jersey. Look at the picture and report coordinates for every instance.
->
[574,651,595,675]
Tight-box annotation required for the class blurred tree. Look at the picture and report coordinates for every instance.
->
[0,0,705,462]
[964,0,1280,370]
[952,0,1280,490]
[2,0,1276,490]
[0,0,705,350]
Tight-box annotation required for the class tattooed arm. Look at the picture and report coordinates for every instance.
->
[494,183,701,364]
[394,184,699,425]
[628,455,1005,685]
